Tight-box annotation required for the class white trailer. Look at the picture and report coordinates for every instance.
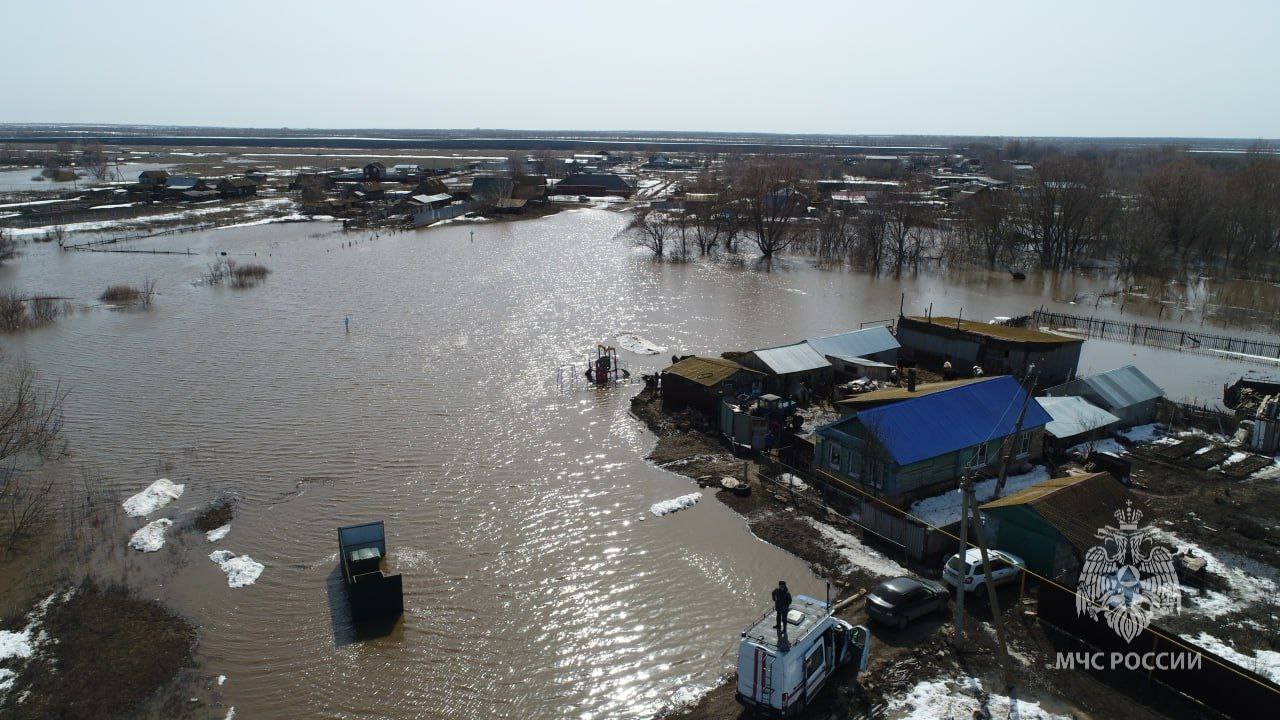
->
[735,595,872,716]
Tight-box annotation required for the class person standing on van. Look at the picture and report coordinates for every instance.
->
[772,581,792,630]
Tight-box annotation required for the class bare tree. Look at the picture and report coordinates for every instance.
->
[734,158,808,259]
[957,188,1017,269]
[1015,156,1116,270]
[0,357,68,550]
[0,229,15,266]
[627,208,673,258]
[82,143,110,181]
[1140,159,1222,267]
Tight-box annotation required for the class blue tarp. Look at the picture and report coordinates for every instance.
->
[850,375,1051,465]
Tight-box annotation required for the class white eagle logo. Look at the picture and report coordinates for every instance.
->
[1076,502,1181,643]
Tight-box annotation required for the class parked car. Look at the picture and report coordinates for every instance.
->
[942,548,1026,593]
[865,576,949,629]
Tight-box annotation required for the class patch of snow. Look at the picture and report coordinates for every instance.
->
[217,674,227,686]
[121,478,185,517]
[224,708,236,720]
[128,519,173,552]
[1120,423,1164,444]
[209,550,236,564]
[206,524,231,542]
[650,492,701,517]
[1067,437,1127,456]
[780,473,808,491]
[804,518,907,578]
[1221,451,1250,466]
[615,333,666,355]
[1184,632,1280,685]
[209,551,264,588]
[1156,531,1279,618]
[885,675,1072,720]
[1250,458,1280,480]
[0,627,34,661]
[909,466,1051,528]
[0,668,16,694]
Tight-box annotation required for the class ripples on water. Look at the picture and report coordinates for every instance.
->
[0,208,1262,717]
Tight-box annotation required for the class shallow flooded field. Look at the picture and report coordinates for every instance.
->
[0,207,1266,718]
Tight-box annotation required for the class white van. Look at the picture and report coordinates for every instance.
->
[735,595,872,716]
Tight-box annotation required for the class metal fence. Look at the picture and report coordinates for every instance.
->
[1033,310,1280,363]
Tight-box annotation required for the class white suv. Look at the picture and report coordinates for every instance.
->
[942,548,1026,592]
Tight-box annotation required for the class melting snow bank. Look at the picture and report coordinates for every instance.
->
[885,675,1072,720]
[128,519,173,552]
[1184,632,1280,685]
[615,333,667,355]
[909,466,1051,528]
[208,551,264,588]
[1067,437,1128,456]
[121,478,185,517]
[0,590,68,697]
[1154,530,1278,618]
[804,518,907,578]
[650,492,701,517]
[1119,423,1164,444]
[206,524,231,542]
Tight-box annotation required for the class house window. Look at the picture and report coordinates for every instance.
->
[829,446,842,471]
[1018,431,1032,457]
[972,442,989,467]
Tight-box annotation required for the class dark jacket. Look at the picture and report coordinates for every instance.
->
[772,587,792,611]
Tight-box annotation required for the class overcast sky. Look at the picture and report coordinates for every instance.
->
[4,1,1278,138]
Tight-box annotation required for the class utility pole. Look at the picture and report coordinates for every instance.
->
[951,468,970,649]
[968,482,1015,690]
[992,364,1037,498]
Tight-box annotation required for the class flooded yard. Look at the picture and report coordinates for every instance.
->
[0,207,1266,718]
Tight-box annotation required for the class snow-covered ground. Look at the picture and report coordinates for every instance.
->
[128,518,172,552]
[121,478,185,517]
[7,197,293,237]
[1066,437,1128,456]
[1155,530,1279,619]
[650,492,701,517]
[1119,423,1164,444]
[615,333,666,355]
[804,518,906,578]
[1184,632,1280,685]
[885,674,1072,720]
[909,466,1051,528]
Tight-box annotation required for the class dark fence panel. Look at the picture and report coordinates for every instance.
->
[1038,578,1280,719]
[1033,310,1280,364]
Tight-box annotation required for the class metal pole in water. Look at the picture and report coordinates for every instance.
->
[344,316,350,333]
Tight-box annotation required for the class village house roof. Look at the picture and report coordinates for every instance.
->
[217,177,257,189]
[1047,365,1164,409]
[748,342,831,375]
[824,375,1052,466]
[1036,396,1121,439]
[806,327,900,362]
[663,356,762,387]
[837,377,990,408]
[166,176,203,190]
[981,472,1134,553]
[904,316,1081,345]
[555,173,634,193]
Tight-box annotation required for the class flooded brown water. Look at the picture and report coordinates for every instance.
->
[0,207,1267,718]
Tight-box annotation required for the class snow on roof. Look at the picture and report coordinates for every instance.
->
[1036,396,1121,439]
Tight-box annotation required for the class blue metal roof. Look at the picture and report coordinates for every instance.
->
[805,327,900,362]
[827,375,1051,466]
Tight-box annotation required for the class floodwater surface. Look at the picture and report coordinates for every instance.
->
[0,208,1265,718]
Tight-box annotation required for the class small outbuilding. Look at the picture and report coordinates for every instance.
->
[738,342,832,397]
[980,472,1135,579]
[1036,396,1121,451]
[1044,364,1164,427]
[217,177,258,198]
[661,356,764,415]
[806,327,901,381]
